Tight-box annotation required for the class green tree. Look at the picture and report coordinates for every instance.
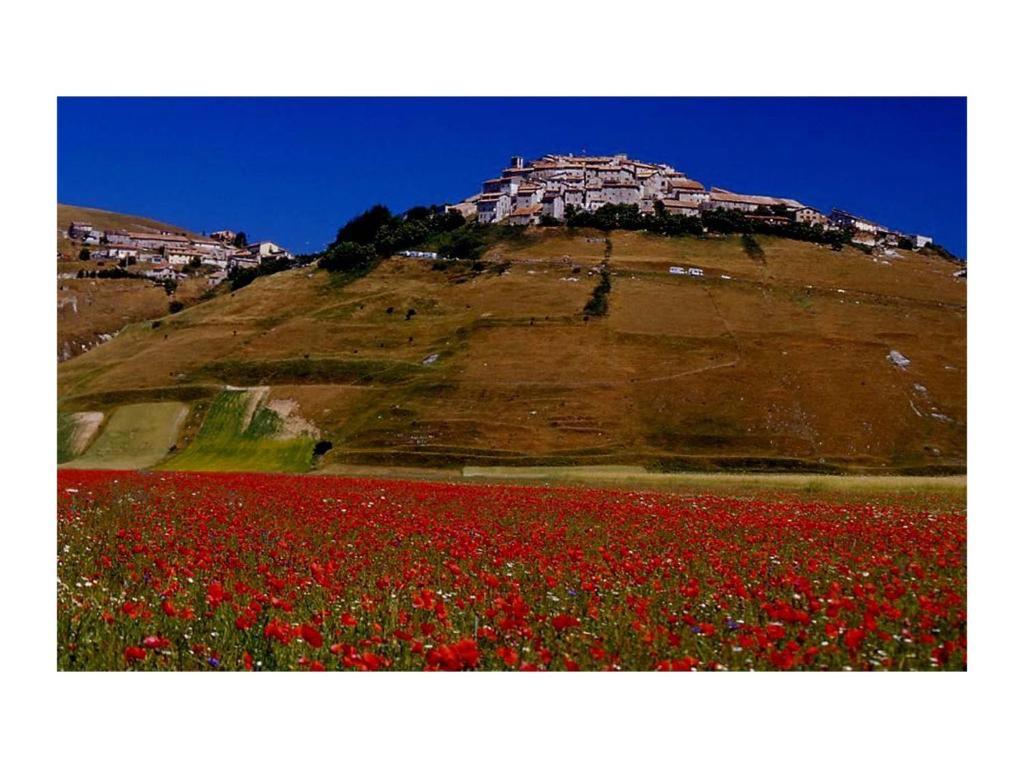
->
[438,228,486,261]
[320,241,378,273]
[333,205,394,247]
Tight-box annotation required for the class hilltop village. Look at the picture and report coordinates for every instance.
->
[62,222,293,286]
[448,153,934,250]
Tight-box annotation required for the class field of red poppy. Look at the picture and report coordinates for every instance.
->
[57,469,966,671]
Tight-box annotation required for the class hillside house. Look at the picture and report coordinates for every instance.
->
[660,198,701,217]
[913,234,933,249]
[210,230,236,243]
[706,189,787,213]
[246,241,294,261]
[145,267,185,281]
[774,198,806,213]
[541,191,565,220]
[515,183,544,208]
[94,246,139,261]
[667,177,709,203]
[830,209,883,234]
[444,198,479,219]
[483,177,519,197]
[601,183,642,206]
[165,248,202,267]
[509,205,543,226]
[705,190,761,213]
[204,255,231,269]
[563,189,584,209]
[477,192,511,224]
[230,253,260,269]
[68,221,93,239]
[590,164,635,185]
[108,231,191,250]
[794,207,828,227]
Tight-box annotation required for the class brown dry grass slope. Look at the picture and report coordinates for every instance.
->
[58,229,965,473]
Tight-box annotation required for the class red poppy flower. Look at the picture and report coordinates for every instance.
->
[301,624,324,648]
[551,614,580,632]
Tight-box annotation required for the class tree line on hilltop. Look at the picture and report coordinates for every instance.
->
[564,202,852,248]
[319,204,477,273]
[310,199,960,278]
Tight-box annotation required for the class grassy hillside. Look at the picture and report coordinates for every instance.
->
[58,228,966,473]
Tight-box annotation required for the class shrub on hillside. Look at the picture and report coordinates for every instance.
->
[332,204,394,247]
[320,241,377,273]
[229,257,292,290]
[438,227,487,261]
[742,233,765,260]
[583,269,612,318]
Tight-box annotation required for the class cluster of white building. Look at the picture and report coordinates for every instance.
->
[447,153,931,247]
[450,153,822,226]
[66,222,294,273]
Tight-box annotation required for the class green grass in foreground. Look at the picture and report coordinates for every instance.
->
[161,389,313,473]
[66,402,187,470]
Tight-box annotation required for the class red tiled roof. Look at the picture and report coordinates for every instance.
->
[510,205,543,217]
[709,191,779,206]
[668,178,705,191]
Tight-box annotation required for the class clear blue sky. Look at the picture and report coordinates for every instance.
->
[58,97,967,257]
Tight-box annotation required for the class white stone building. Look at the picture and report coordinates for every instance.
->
[477,192,511,224]
[509,205,543,226]
[247,241,294,261]
[794,207,828,227]
[660,198,701,217]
